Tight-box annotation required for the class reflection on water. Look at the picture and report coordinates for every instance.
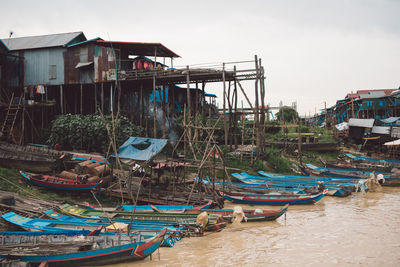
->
[108,188,400,267]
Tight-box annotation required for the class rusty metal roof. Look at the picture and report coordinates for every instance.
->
[1,32,86,51]
[96,40,180,58]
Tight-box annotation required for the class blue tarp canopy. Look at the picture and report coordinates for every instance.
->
[380,117,400,124]
[112,137,168,161]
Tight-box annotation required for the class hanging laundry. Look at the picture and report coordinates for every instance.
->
[37,84,45,94]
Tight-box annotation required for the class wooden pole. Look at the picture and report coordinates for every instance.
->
[80,83,83,114]
[162,84,166,138]
[140,82,143,127]
[186,66,191,120]
[234,68,238,149]
[153,75,157,138]
[298,124,302,166]
[259,61,266,154]
[223,63,228,146]
[101,82,104,112]
[94,83,97,113]
[60,85,64,114]
[186,66,191,140]
[254,55,260,157]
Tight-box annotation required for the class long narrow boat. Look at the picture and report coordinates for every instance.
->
[232,172,353,197]
[222,190,327,205]
[1,212,182,248]
[1,212,183,233]
[0,228,166,266]
[20,171,102,191]
[257,171,359,186]
[118,201,213,212]
[59,203,225,230]
[320,157,393,172]
[346,153,400,166]
[184,204,289,222]
[302,164,400,186]
[209,178,350,198]
[233,172,355,187]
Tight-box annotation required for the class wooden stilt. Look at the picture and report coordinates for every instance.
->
[153,75,157,138]
[80,83,83,114]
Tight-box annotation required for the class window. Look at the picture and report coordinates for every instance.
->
[49,65,56,80]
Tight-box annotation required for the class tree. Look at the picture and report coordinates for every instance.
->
[276,107,299,123]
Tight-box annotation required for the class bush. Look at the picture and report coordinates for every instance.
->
[265,121,281,134]
[48,114,144,153]
[266,147,292,173]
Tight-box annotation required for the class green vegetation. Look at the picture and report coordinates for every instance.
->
[48,114,144,153]
[275,107,299,122]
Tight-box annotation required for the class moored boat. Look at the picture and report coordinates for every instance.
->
[302,164,400,186]
[184,204,289,222]
[222,190,328,205]
[118,201,213,212]
[20,171,102,191]
[59,203,224,229]
[0,228,166,266]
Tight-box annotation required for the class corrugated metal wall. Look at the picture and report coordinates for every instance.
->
[18,48,65,86]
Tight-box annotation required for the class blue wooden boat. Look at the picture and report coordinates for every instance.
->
[0,228,166,266]
[222,189,327,205]
[257,171,359,186]
[1,212,181,248]
[231,172,354,197]
[346,153,400,165]
[20,171,102,191]
[303,164,400,186]
[0,229,100,237]
[118,200,213,212]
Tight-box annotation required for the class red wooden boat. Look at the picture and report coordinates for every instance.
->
[20,171,102,191]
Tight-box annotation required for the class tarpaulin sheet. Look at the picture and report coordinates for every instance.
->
[371,126,391,135]
[380,117,400,124]
[112,137,168,161]
[335,122,349,131]
[348,118,375,128]
[384,139,400,146]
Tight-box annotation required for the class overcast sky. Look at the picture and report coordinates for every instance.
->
[1,0,399,116]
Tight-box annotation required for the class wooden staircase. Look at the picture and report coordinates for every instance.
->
[0,93,23,141]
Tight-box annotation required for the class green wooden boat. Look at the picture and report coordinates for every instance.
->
[60,204,226,231]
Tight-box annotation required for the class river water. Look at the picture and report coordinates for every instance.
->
[109,187,400,267]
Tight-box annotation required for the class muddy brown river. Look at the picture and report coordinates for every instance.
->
[109,187,400,266]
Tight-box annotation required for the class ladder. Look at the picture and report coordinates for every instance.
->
[0,93,23,141]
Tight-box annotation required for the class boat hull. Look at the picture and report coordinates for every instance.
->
[0,229,165,266]
[223,190,327,205]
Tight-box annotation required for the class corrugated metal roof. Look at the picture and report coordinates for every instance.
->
[356,89,397,96]
[359,91,387,99]
[67,37,103,48]
[1,32,86,51]
[348,118,375,128]
[96,40,180,58]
